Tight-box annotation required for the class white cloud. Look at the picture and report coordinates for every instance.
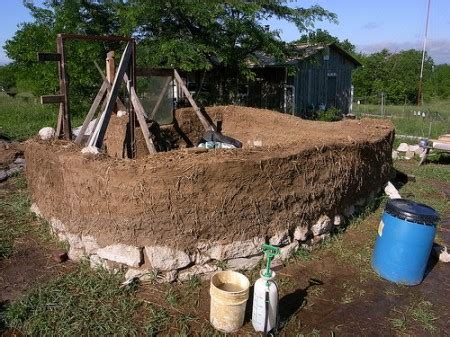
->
[357,39,450,64]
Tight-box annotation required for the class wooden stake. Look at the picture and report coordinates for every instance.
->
[56,35,72,140]
[173,70,215,131]
[94,60,127,113]
[74,80,108,144]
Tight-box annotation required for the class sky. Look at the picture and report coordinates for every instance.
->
[1,0,449,65]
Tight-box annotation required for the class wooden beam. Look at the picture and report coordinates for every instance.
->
[126,79,157,154]
[136,68,175,77]
[37,52,61,62]
[41,94,64,104]
[74,80,108,144]
[55,107,63,139]
[58,33,132,42]
[90,42,133,149]
[56,35,72,140]
[173,69,215,131]
[94,60,127,113]
[150,77,172,119]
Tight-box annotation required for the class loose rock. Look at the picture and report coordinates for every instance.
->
[38,127,55,140]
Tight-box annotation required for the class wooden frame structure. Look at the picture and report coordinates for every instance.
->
[38,34,216,158]
[38,34,134,140]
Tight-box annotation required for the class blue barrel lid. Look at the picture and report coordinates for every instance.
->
[385,199,439,225]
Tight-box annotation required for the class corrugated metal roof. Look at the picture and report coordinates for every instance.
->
[250,42,361,68]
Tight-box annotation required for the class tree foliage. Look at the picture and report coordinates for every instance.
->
[425,64,450,99]
[4,0,336,109]
[353,49,434,104]
[293,28,355,54]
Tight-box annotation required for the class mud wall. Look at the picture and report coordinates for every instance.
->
[25,106,394,281]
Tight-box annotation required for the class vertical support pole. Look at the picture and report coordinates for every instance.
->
[128,41,137,158]
[106,51,116,85]
[106,51,117,115]
[56,35,72,140]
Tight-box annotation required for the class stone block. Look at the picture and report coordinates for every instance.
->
[178,264,218,282]
[227,255,262,270]
[269,229,290,246]
[68,246,85,261]
[30,203,42,217]
[334,214,343,227]
[278,241,299,261]
[293,225,310,241]
[311,215,333,236]
[97,244,143,268]
[81,235,99,255]
[145,246,191,271]
[90,254,107,269]
[205,237,264,260]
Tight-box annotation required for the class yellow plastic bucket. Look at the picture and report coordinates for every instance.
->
[209,270,250,333]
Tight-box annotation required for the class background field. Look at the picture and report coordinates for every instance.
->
[353,99,450,140]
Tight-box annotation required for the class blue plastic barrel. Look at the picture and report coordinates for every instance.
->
[372,199,439,285]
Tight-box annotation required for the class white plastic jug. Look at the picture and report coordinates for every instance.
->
[252,270,278,332]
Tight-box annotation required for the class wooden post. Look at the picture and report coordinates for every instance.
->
[90,42,133,149]
[106,51,115,84]
[94,60,127,114]
[106,51,118,114]
[56,35,72,140]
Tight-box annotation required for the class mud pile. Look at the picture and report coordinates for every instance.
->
[25,106,394,281]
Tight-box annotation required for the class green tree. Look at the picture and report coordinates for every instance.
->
[0,64,17,92]
[425,64,450,99]
[4,0,122,113]
[353,49,433,104]
[293,29,356,54]
[5,0,336,107]
[116,0,336,101]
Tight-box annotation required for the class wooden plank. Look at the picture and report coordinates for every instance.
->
[55,107,63,139]
[174,69,215,131]
[56,36,72,140]
[74,80,108,144]
[37,52,61,62]
[90,42,133,149]
[136,68,174,77]
[59,33,132,42]
[150,77,171,119]
[126,80,157,154]
[94,60,127,113]
[41,94,64,104]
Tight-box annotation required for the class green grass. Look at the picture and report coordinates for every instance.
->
[3,263,141,336]
[0,175,55,259]
[389,299,439,333]
[0,93,83,140]
[354,98,450,139]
